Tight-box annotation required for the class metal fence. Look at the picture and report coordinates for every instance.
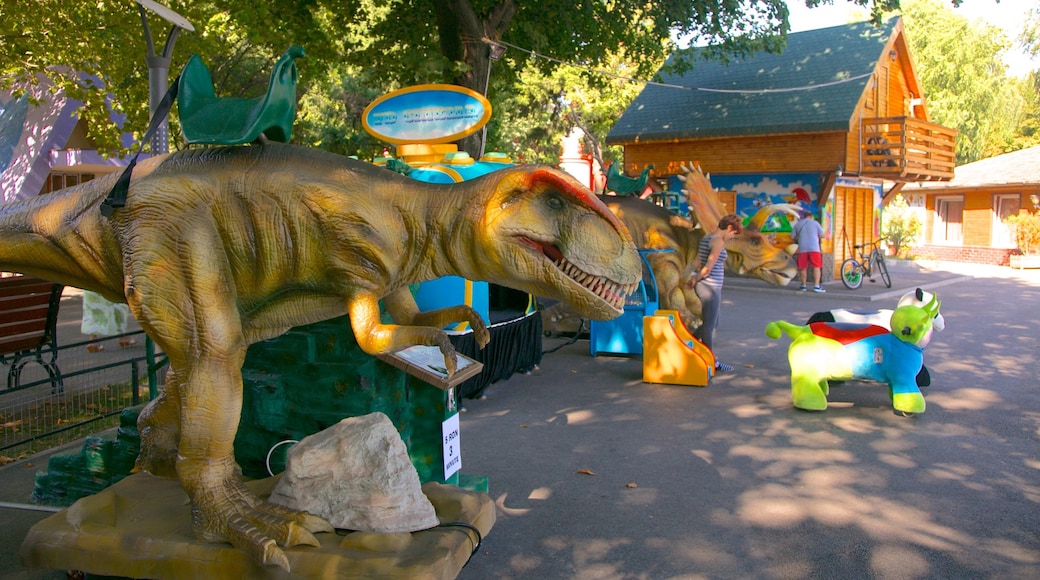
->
[0,330,166,456]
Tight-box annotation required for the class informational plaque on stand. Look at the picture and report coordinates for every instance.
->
[377,345,483,390]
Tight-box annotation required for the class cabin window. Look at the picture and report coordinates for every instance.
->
[41,172,95,195]
[934,196,963,244]
[992,194,1021,247]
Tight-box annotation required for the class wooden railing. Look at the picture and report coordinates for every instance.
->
[860,117,957,182]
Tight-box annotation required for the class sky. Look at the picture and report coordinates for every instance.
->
[786,0,1038,76]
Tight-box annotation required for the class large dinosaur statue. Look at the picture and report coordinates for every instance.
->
[544,163,797,334]
[0,143,641,571]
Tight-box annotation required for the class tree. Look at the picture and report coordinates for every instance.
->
[899,0,1030,163]
[1005,210,1040,256]
[881,193,921,258]
[0,1,337,154]
[2,1,903,158]
[484,49,647,166]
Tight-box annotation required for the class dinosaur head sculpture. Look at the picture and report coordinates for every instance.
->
[477,166,642,320]
[678,162,798,286]
[721,231,796,285]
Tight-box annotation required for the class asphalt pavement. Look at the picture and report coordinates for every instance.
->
[3,260,1038,579]
[454,260,1040,579]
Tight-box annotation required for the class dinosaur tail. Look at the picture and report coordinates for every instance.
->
[0,176,125,295]
[764,320,811,340]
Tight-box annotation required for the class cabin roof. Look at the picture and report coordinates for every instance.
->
[904,145,1040,190]
[606,18,901,144]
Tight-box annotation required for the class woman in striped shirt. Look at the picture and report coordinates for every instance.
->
[686,214,743,373]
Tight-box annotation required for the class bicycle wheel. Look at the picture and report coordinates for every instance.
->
[840,258,864,290]
[876,252,891,287]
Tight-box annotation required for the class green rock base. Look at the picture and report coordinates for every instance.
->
[31,314,486,507]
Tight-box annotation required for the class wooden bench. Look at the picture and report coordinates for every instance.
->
[0,274,64,394]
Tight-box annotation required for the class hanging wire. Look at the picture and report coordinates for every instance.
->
[481,37,874,94]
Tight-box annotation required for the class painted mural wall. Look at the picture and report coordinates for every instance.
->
[668,172,826,249]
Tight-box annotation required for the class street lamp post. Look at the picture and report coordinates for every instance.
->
[134,0,194,155]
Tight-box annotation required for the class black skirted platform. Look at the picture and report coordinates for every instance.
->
[448,285,543,399]
[450,309,542,399]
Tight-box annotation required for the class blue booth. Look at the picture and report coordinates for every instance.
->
[589,250,667,356]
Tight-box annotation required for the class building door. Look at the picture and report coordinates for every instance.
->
[934,197,964,244]
[833,185,879,278]
[992,194,1021,247]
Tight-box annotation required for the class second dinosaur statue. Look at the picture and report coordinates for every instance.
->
[544,163,798,334]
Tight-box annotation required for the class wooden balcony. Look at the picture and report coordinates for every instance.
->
[860,117,957,182]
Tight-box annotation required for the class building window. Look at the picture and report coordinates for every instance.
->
[934,196,963,244]
[993,194,1021,247]
[42,172,96,195]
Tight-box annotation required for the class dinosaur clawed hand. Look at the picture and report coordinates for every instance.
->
[407,304,490,374]
[191,475,333,572]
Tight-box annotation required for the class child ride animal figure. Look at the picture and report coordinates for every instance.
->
[807,288,944,386]
[765,301,939,415]
[808,288,944,332]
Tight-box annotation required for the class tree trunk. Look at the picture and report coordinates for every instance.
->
[434,0,516,157]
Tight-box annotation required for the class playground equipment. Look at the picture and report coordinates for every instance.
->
[605,160,653,195]
[589,250,664,356]
[178,45,305,145]
[101,45,305,214]
[766,301,939,415]
[642,310,715,386]
[362,85,543,397]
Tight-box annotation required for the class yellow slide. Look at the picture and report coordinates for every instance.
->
[642,310,715,386]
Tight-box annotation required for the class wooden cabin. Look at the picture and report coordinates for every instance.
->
[606,17,955,279]
[902,145,1040,266]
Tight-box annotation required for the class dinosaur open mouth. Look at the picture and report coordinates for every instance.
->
[522,237,636,311]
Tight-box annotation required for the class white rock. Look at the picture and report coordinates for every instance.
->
[268,412,439,533]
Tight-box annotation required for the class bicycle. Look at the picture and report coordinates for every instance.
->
[840,239,891,290]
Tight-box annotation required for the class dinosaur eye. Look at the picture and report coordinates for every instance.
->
[545,194,565,210]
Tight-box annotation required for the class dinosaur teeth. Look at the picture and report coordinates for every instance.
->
[553,254,631,310]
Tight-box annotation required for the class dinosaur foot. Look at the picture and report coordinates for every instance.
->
[192,477,333,572]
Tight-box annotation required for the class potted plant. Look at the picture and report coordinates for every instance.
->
[1005,210,1040,269]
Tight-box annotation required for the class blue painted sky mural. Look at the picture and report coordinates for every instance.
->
[710,173,820,232]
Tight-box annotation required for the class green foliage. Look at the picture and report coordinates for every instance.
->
[484,50,647,165]
[1005,210,1040,255]
[900,0,1033,163]
[0,0,983,162]
[1009,72,1040,152]
[294,64,386,158]
[1,0,902,159]
[881,194,922,258]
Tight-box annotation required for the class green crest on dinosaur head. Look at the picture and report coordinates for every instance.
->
[890,304,933,345]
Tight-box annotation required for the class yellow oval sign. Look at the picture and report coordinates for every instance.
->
[362,84,493,145]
